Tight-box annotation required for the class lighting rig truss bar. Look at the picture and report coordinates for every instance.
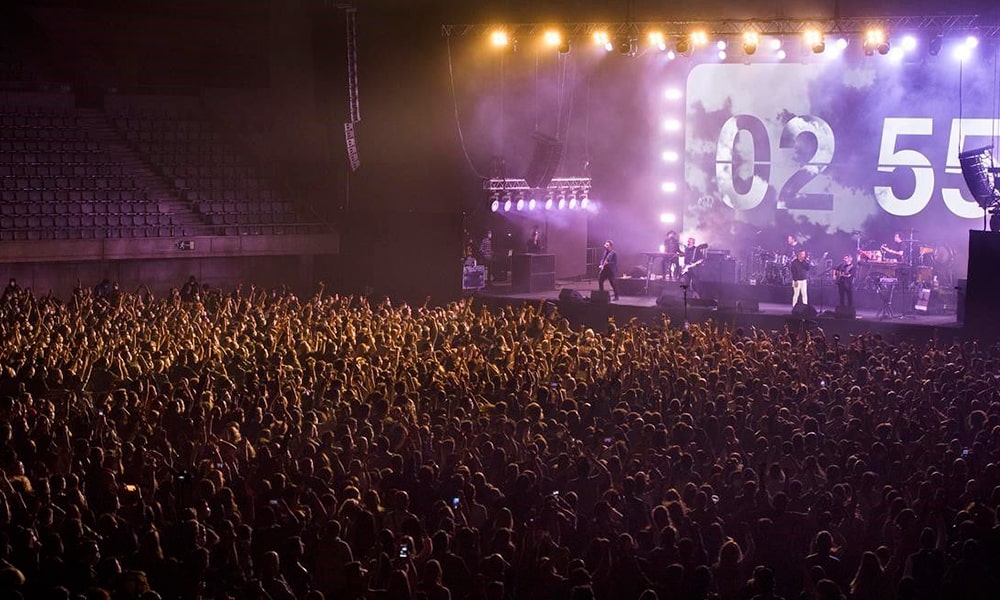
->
[443,15,996,38]
[484,177,592,193]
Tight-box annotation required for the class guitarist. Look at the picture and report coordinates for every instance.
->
[598,239,620,300]
[681,237,706,293]
[834,254,856,308]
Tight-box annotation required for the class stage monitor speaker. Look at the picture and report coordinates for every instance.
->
[792,303,818,318]
[524,133,564,189]
[590,290,610,304]
[834,305,856,319]
[627,265,648,278]
[559,288,584,303]
[914,288,952,315]
[719,298,759,313]
[656,294,681,308]
[690,297,719,309]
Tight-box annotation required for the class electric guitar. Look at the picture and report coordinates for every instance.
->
[681,258,705,276]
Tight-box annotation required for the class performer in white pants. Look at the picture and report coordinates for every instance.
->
[790,250,811,307]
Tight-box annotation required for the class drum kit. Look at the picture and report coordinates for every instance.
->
[746,247,792,285]
[854,230,955,291]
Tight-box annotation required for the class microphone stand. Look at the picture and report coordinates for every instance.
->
[680,283,690,330]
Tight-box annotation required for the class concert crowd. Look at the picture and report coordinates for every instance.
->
[0,281,998,600]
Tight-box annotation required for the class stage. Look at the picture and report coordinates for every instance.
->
[472,276,964,341]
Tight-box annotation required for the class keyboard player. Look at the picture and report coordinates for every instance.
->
[660,230,681,280]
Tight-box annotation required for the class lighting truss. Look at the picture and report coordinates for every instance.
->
[443,15,997,39]
[484,177,591,194]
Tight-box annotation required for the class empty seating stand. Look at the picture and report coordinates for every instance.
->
[111,105,319,235]
[0,95,180,240]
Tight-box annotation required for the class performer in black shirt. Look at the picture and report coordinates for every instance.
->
[881,232,905,262]
[790,249,811,307]
[526,227,543,253]
[598,240,620,300]
[661,230,680,280]
[834,254,855,308]
[787,234,802,260]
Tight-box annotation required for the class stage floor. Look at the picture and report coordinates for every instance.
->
[473,278,963,340]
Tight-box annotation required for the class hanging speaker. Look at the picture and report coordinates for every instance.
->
[524,133,564,189]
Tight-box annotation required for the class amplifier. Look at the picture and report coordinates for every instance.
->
[462,265,486,290]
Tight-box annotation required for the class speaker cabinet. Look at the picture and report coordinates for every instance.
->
[559,288,584,302]
[965,231,1000,333]
[524,133,564,189]
[699,257,737,284]
[590,290,610,304]
[834,305,856,319]
[511,254,556,293]
[792,303,818,318]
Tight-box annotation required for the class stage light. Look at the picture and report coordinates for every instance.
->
[966,35,979,49]
[503,199,512,212]
[836,38,848,51]
[490,198,500,212]
[776,49,787,60]
[675,39,691,56]
[662,150,680,162]
[664,88,683,101]
[516,198,525,211]
[617,37,635,55]
[928,35,942,56]
[557,196,566,210]
[666,50,676,60]
[864,29,889,56]
[691,31,708,47]
[568,196,578,210]
[664,119,682,132]
[490,30,509,48]
[528,198,536,211]
[805,29,825,54]
[593,31,612,51]
[661,181,678,193]
[742,31,760,55]
[901,35,917,51]
[544,30,562,47]
[716,40,727,51]
[558,39,571,54]
[545,196,554,210]
[718,50,727,60]
[649,31,666,51]
[580,195,590,209]
[660,212,677,224]
[889,47,904,61]
[770,38,782,51]
[954,44,972,61]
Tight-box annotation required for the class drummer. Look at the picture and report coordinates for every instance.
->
[786,234,802,260]
[881,232,906,263]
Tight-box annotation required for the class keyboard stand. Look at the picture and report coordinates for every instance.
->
[877,281,897,319]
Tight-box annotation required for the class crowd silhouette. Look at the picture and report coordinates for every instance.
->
[0,281,998,600]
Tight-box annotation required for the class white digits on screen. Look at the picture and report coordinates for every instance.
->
[778,116,835,209]
[942,118,999,219]
[875,117,935,216]
[716,115,770,210]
